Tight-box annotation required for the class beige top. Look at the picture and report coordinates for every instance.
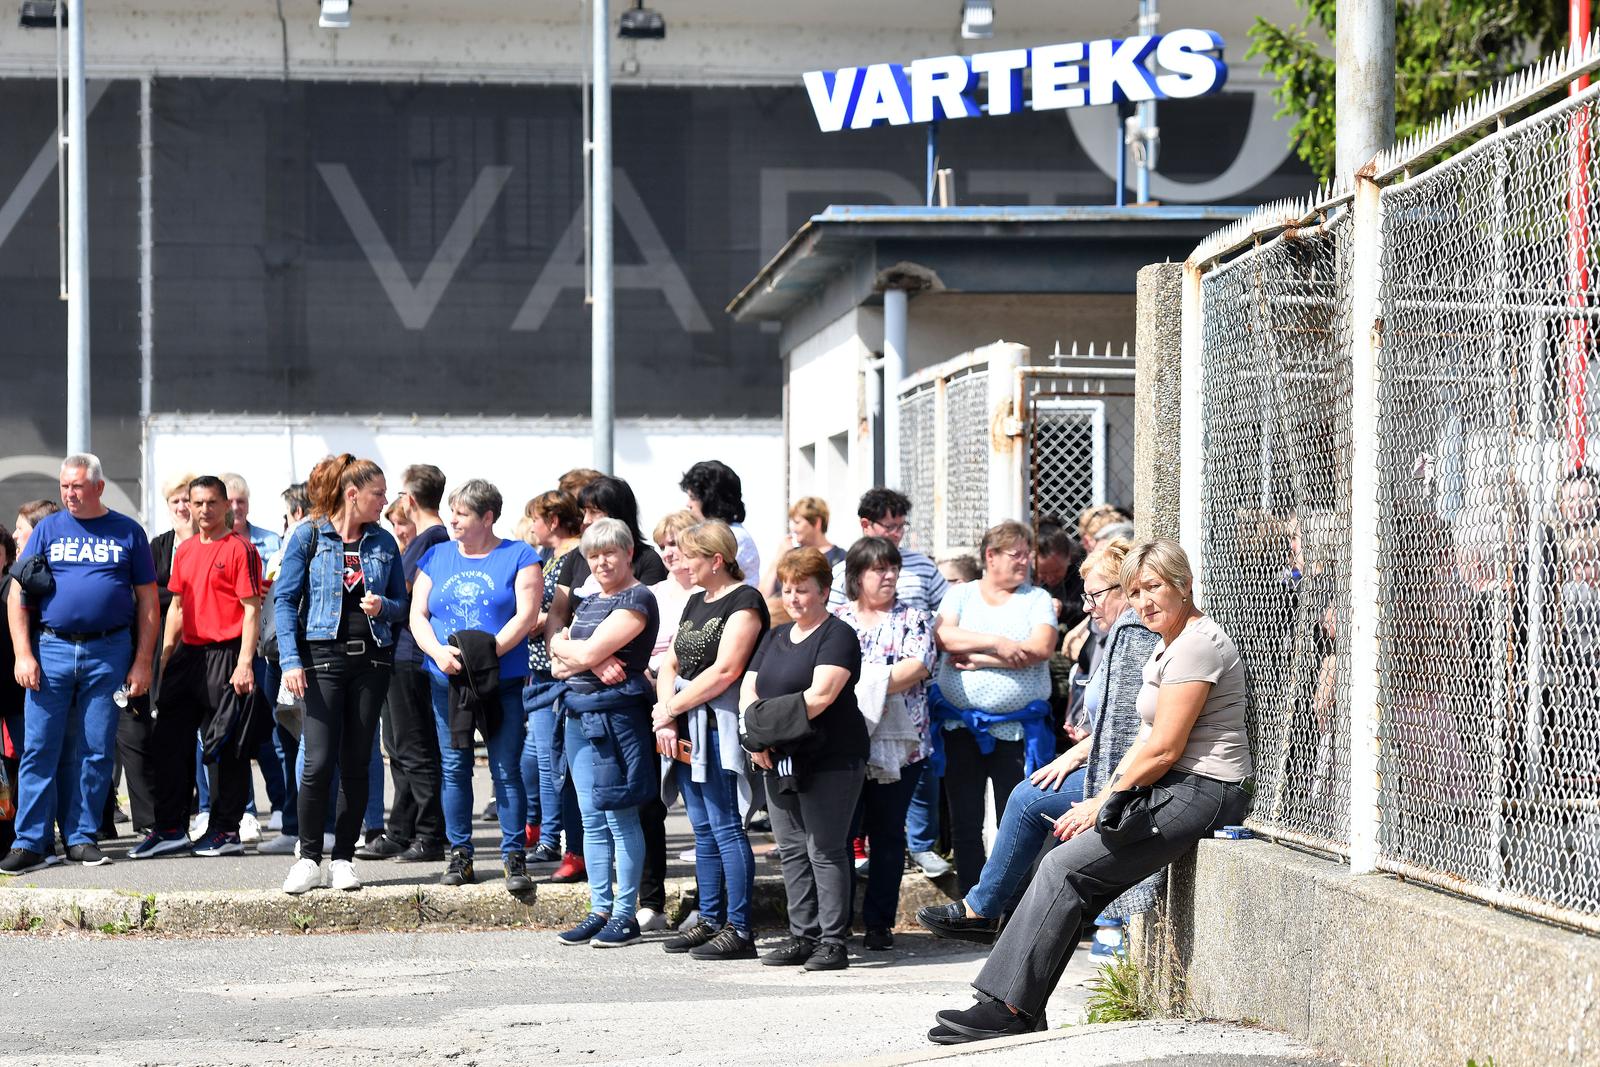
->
[1135,614,1253,782]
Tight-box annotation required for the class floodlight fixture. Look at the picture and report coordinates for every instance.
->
[18,0,63,28]
[960,0,993,40]
[618,0,664,40]
[319,0,351,30]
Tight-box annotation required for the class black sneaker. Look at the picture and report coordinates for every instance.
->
[916,900,999,945]
[863,927,894,951]
[527,840,563,865]
[689,925,758,961]
[934,998,1040,1041]
[355,834,405,860]
[396,839,446,863]
[663,920,720,954]
[477,798,498,823]
[804,941,849,971]
[760,936,817,967]
[66,843,112,867]
[0,848,49,875]
[503,850,533,893]
[439,847,475,886]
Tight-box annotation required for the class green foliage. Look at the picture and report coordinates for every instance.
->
[1084,954,1146,1024]
[1246,0,1567,180]
[290,911,314,934]
[1467,1058,1497,1067]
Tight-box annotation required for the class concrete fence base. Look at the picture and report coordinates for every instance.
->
[0,870,959,937]
[1136,838,1600,1067]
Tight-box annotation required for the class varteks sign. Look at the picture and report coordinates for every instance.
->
[803,30,1227,132]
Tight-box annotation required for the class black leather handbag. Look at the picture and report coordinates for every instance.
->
[1096,786,1164,846]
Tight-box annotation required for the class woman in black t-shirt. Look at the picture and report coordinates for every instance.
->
[652,521,769,960]
[739,547,864,972]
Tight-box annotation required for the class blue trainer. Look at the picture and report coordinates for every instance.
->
[191,831,244,857]
[128,829,192,860]
[591,915,641,949]
[558,912,610,946]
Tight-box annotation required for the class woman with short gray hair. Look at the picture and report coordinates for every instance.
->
[548,516,660,948]
[410,477,543,895]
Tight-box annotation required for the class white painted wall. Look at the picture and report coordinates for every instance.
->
[142,414,786,553]
[785,309,871,548]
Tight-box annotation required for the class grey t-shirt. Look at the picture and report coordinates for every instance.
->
[1135,615,1253,782]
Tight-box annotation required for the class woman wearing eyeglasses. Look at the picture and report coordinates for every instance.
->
[930,521,1060,896]
[917,536,1159,946]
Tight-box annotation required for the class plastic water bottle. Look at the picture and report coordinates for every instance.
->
[112,686,129,709]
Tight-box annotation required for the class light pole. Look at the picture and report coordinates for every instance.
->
[591,0,614,473]
[66,0,90,454]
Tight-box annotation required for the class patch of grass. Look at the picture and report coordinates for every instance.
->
[1467,1058,1497,1067]
[1084,953,1146,1024]
[290,911,314,934]
[97,918,135,935]
[64,902,86,930]
[10,909,41,932]
[140,894,158,931]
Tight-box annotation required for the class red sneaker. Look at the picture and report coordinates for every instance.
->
[525,823,540,848]
[551,852,586,883]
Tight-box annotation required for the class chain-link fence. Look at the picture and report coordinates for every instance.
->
[899,382,939,553]
[1184,36,1600,931]
[945,367,992,550]
[1197,212,1354,855]
[1023,350,1137,528]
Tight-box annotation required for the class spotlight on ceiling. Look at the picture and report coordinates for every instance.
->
[18,0,64,29]
[960,0,994,40]
[618,0,665,40]
[318,0,351,30]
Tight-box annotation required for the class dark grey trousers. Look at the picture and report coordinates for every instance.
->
[767,761,865,945]
[974,771,1249,1018]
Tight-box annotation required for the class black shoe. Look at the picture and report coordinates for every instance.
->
[396,839,446,863]
[67,843,112,867]
[760,936,817,966]
[439,848,475,886]
[690,925,758,961]
[916,901,999,945]
[863,927,894,951]
[355,834,405,860]
[747,810,771,833]
[477,799,498,823]
[362,827,384,846]
[803,941,848,971]
[935,998,1040,1041]
[663,920,719,954]
[0,848,49,875]
[927,1025,970,1046]
[527,840,563,865]
[503,850,534,893]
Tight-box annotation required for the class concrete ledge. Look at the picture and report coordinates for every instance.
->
[0,868,959,937]
[1140,838,1600,1067]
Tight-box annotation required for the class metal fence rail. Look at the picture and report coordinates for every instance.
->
[1184,32,1600,931]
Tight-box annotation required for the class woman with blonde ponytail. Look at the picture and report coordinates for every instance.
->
[272,455,407,895]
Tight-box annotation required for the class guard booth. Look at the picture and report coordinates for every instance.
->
[726,204,1242,556]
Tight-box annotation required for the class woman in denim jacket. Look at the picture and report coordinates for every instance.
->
[274,454,407,895]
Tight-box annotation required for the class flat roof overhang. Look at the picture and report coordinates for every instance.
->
[727,204,1251,322]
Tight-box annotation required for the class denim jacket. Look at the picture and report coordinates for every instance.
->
[273,518,407,672]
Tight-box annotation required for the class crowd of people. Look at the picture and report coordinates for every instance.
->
[0,451,1255,1046]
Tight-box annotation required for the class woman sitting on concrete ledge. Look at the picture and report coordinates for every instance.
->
[927,537,1253,1045]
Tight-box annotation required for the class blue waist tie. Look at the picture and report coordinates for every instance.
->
[927,684,1056,777]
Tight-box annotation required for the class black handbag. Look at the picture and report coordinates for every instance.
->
[1096,786,1163,846]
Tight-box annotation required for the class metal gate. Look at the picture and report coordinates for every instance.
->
[1022,345,1137,528]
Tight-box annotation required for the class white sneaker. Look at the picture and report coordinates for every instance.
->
[188,812,210,842]
[258,833,298,855]
[676,909,701,934]
[677,847,696,862]
[910,850,953,879]
[635,907,667,932]
[239,813,262,844]
[282,858,324,895]
[329,859,361,892]
[267,810,283,832]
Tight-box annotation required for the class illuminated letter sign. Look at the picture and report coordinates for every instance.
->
[803,31,1226,131]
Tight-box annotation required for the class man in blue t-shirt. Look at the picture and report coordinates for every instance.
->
[2,454,160,873]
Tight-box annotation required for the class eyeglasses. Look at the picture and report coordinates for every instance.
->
[992,547,1030,563]
[1080,583,1118,609]
[869,519,908,534]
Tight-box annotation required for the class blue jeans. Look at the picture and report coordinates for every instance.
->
[963,768,1086,919]
[518,712,541,835]
[905,756,941,853]
[430,675,526,858]
[524,692,581,853]
[854,760,925,931]
[15,632,131,852]
[565,714,644,920]
[274,722,300,835]
[674,742,754,935]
